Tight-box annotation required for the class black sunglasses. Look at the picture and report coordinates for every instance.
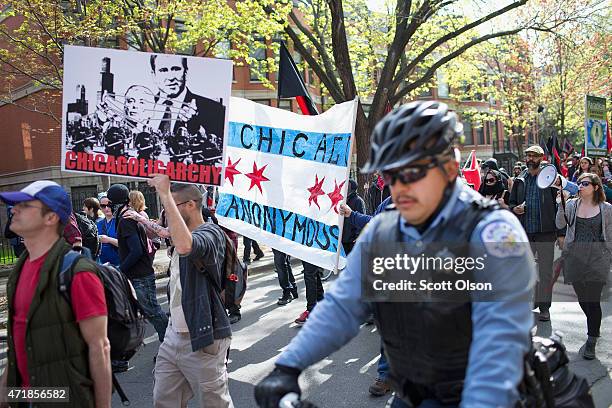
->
[486,178,496,183]
[578,180,592,187]
[100,204,110,208]
[382,161,438,185]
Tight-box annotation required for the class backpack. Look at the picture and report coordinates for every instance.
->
[58,250,146,405]
[518,333,594,408]
[193,226,248,308]
[73,212,100,257]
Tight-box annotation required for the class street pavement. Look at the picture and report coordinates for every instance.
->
[113,260,612,408]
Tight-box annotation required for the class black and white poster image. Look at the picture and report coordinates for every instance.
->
[61,45,233,185]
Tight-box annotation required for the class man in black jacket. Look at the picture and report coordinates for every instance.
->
[342,179,366,254]
[508,145,561,322]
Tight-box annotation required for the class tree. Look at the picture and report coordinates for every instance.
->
[534,4,611,146]
[265,0,607,187]
[0,0,285,125]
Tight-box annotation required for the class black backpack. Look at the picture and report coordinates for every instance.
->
[192,226,248,307]
[73,212,100,257]
[58,250,146,404]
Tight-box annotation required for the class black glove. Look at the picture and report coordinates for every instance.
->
[254,365,301,408]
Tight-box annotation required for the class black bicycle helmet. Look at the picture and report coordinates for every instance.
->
[106,183,129,205]
[362,101,463,173]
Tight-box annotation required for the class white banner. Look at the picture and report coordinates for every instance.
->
[216,97,358,270]
[61,45,233,185]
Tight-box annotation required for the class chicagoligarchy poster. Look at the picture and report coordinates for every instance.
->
[61,45,233,185]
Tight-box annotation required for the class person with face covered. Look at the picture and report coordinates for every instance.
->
[478,170,509,209]
[508,145,562,322]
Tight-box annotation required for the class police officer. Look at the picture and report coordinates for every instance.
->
[103,119,127,157]
[254,101,536,408]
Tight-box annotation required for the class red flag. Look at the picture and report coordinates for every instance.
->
[606,119,611,154]
[462,150,481,191]
[277,41,318,115]
[375,175,385,191]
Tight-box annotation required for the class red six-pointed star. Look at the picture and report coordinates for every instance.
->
[307,175,326,209]
[245,162,270,194]
[327,179,346,213]
[224,157,242,186]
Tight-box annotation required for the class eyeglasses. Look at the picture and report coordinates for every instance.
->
[100,204,110,208]
[14,202,44,211]
[175,200,192,207]
[382,161,438,186]
[486,178,496,183]
[578,180,592,187]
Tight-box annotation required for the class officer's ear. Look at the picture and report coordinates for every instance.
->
[442,159,459,181]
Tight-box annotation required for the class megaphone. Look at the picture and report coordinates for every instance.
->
[536,164,579,195]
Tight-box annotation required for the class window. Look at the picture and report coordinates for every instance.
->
[70,186,99,212]
[216,40,234,81]
[174,19,194,55]
[126,32,142,51]
[463,120,473,145]
[249,38,267,82]
[253,99,271,106]
[437,70,449,98]
[475,123,485,145]
[278,100,292,111]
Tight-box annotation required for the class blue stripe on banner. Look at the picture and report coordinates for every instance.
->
[227,122,351,167]
[217,193,342,255]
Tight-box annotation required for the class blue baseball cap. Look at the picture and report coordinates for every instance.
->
[0,180,72,223]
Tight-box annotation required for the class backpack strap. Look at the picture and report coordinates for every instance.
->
[58,250,85,304]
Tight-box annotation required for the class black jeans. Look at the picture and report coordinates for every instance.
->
[572,281,605,337]
[273,249,295,291]
[302,261,324,311]
[528,232,556,311]
[243,236,264,261]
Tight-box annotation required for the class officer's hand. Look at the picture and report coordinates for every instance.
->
[339,203,352,217]
[254,365,301,408]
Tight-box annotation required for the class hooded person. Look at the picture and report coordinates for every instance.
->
[478,170,509,208]
[481,158,509,190]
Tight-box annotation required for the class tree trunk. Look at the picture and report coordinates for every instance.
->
[354,102,371,195]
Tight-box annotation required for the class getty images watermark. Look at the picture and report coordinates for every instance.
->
[371,253,492,292]
[361,241,537,302]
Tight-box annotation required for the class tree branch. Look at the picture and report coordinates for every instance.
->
[391,28,523,104]
[391,0,527,91]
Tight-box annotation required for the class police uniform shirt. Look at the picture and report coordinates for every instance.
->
[275,179,536,408]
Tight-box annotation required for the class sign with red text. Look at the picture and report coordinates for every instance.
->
[61,45,232,185]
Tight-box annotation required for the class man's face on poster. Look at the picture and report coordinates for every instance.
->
[152,55,187,99]
[124,87,152,123]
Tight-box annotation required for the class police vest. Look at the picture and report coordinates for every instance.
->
[364,197,498,405]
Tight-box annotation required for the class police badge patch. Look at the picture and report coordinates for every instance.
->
[480,221,526,258]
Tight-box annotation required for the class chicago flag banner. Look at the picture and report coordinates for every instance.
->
[216,97,358,270]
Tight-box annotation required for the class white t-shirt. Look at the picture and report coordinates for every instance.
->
[169,250,189,332]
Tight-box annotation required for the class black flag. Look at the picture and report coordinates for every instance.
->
[277,41,318,115]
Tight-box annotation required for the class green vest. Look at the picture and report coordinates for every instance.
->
[6,238,100,407]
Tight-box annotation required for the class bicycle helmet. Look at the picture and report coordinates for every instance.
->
[106,183,129,205]
[362,101,463,173]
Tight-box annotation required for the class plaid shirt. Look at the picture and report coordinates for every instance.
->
[524,173,541,233]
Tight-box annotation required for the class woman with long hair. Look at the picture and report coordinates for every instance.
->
[589,163,612,202]
[556,172,612,360]
[96,195,120,268]
[83,197,103,222]
[571,156,593,182]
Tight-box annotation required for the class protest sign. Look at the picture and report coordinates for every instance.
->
[584,95,608,157]
[61,45,232,185]
[216,97,358,270]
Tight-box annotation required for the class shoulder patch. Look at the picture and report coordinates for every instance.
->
[480,221,526,258]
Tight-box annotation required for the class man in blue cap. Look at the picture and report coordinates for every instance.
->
[0,180,111,407]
